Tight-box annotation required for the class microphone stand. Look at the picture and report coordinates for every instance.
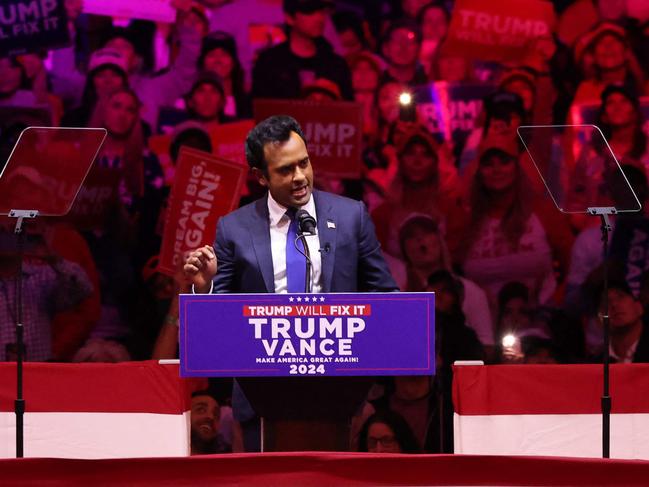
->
[294,234,312,293]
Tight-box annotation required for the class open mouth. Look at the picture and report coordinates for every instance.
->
[292,186,308,198]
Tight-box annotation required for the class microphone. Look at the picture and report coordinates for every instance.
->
[296,209,317,236]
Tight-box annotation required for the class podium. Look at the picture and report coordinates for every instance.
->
[179,292,435,451]
[238,376,373,451]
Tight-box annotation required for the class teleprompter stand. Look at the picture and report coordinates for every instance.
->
[0,127,106,457]
[519,124,642,458]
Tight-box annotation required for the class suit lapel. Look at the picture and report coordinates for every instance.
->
[314,191,337,292]
[250,196,275,293]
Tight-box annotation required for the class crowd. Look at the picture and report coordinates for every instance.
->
[1,0,649,454]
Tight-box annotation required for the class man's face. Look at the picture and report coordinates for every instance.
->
[383,28,420,68]
[190,395,220,443]
[608,289,644,330]
[257,131,314,208]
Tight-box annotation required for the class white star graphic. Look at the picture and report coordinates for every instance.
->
[289,297,294,302]
[320,296,325,302]
[296,297,302,302]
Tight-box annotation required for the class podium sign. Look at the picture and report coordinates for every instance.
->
[180,292,434,377]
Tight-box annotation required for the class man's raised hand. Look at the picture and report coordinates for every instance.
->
[183,245,217,293]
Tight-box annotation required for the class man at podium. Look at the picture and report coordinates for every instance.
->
[183,115,397,451]
[183,114,397,295]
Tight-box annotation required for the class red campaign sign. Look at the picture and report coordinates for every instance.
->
[158,147,246,276]
[442,0,556,63]
[253,99,363,179]
[148,120,252,188]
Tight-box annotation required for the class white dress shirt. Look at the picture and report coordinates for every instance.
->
[267,192,322,293]
[197,193,323,294]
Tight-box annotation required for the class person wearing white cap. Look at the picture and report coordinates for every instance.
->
[61,48,130,127]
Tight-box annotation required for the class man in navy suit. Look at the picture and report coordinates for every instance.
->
[184,114,397,294]
[183,115,397,452]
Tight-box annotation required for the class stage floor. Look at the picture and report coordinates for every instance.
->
[1,452,648,486]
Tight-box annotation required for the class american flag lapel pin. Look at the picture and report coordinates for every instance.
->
[327,220,336,229]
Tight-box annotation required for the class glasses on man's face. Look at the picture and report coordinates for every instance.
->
[367,435,398,450]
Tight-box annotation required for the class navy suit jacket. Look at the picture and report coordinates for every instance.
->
[212,190,398,293]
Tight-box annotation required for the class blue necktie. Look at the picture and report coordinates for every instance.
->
[285,208,306,293]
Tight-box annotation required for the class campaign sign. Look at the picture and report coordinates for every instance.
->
[254,99,363,178]
[158,147,246,276]
[180,292,435,377]
[416,82,495,148]
[610,216,649,298]
[149,119,252,187]
[0,0,70,57]
[83,0,176,23]
[442,0,555,63]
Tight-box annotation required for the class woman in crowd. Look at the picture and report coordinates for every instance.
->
[371,126,462,258]
[455,140,574,317]
[572,21,647,106]
[0,57,39,107]
[68,88,164,361]
[397,214,494,351]
[61,48,130,128]
[198,31,251,119]
[357,410,421,454]
[416,1,450,78]
[596,84,649,173]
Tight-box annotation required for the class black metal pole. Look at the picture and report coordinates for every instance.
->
[600,214,612,459]
[14,218,26,458]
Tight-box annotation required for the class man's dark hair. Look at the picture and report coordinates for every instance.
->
[170,128,213,164]
[191,389,220,402]
[245,115,307,173]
